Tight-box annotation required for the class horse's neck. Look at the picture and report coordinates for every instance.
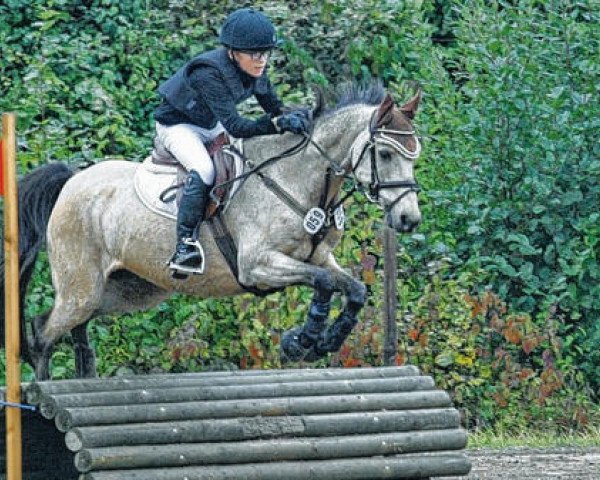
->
[246,105,373,189]
[312,105,374,170]
[242,135,333,205]
[233,106,373,213]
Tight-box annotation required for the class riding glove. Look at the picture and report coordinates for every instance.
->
[289,107,312,120]
[274,112,310,135]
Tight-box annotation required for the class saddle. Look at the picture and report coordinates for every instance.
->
[134,133,244,220]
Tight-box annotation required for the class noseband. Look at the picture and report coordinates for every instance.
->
[353,126,421,211]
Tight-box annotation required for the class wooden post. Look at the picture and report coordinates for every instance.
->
[383,224,398,366]
[2,112,22,480]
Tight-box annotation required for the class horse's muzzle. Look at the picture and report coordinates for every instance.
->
[388,212,421,233]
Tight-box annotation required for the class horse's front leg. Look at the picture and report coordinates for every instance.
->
[239,251,336,362]
[280,272,336,362]
[311,254,367,357]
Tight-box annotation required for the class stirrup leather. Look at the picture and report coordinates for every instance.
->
[168,238,206,276]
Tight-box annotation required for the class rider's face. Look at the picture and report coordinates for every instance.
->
[231,50,270,78]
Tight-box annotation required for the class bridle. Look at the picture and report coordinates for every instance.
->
[351,124,421,212]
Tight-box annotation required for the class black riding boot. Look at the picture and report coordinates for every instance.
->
[169,170,211,277]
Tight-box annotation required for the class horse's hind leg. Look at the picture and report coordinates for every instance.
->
[72,323,97,378]
[29,313,51,380]
[32,266,104,380]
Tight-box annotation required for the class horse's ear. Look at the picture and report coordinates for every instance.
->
[312,86,326,119]
[376,93,394,127]
[400,89,422,120]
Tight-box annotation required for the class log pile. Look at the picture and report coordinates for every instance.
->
[2,366,471,479]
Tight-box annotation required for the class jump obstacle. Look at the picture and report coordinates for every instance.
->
[1,366,471,479]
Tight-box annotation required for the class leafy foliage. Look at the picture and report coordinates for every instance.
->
[405,272,598,432]
[1,0,598,431]
[445,0,600,390]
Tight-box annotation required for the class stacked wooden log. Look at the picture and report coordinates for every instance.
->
[8,367,471,479]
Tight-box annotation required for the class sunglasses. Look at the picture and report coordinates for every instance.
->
[236,49,272,61]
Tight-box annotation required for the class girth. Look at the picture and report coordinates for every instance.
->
[207,214,281,297]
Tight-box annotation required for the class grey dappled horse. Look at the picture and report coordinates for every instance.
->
[3,82,422,380]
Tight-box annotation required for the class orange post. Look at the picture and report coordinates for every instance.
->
[2,112,22,480]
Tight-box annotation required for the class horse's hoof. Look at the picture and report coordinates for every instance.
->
[280,327,310,362]
[281,327,328,363]
[302,342,328,362]
[280,327,306,362]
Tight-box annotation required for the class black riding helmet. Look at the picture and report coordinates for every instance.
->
[219,8,278,51]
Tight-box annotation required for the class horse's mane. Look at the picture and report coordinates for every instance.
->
[313,79,385,119]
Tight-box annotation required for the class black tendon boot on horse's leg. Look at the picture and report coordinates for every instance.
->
[317,280,367,356]
[169,170,211,279]
[281,271,334,362]
[72,322,97,378]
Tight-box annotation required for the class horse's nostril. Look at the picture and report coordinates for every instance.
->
[398,214,420,233]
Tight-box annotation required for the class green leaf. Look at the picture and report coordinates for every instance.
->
[435,351,455,367]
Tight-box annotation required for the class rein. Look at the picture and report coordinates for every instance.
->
[208,135,310,206]
[209,114,421,288]
[212,117,421,236]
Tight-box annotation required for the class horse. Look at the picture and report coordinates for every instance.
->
[1,81,422,380]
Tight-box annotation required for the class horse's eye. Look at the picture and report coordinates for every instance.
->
[379,150,392,161]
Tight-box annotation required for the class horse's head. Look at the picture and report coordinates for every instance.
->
[350,90,422,233]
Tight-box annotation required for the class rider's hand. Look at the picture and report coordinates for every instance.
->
[289,107,311,120]
[274,112,310,135]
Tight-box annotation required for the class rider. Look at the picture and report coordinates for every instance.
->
[154,7,310,276]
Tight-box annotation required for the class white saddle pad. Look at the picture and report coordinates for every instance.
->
[134,145,245,220]
[134,157,182,220]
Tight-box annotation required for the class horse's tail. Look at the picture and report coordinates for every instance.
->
[0,162,75,361]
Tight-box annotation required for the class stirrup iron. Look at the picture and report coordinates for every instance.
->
[168,238,206,276]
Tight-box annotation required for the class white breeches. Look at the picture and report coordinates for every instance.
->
[155,121,226,185]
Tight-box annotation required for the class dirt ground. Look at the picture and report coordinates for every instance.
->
[436,447,600,480]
